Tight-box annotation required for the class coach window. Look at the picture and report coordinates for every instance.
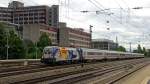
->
[87,52,95,55]
[97,52,102,55]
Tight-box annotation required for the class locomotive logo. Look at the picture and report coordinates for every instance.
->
[60,47,68,59]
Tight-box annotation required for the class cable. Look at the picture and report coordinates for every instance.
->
[88,0,146,31]
[88,0,150,46]
[87,0,130,27]
[88,0,104,10]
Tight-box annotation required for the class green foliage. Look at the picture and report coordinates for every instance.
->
[142,47,147,56]
[8,31,25,59]
[26,46,42,59]
[24,33,52,59]
[0,23,25,59]
[36,33,52,58]
[0,23,52,59]
[146,49,150,57]
[0,23,7,59]
[23,40,37,59]
[133,45,150,57]
[115,46,126,52]
[37,33,52,51]
[137,44,143,53]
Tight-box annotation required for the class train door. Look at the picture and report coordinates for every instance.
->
[77,48,83,63]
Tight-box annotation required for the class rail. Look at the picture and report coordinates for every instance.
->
[0,59,40,67]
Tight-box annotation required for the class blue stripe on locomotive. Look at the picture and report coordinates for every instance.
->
[51,47,58,57]
[68,50,77,60]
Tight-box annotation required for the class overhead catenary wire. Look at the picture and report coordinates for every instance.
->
[86,0,150,48]
[87,0,147,31]
[87,0,134,28]
[113,0,125,24]
[59,0,108,28]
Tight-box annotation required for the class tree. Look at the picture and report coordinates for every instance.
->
[37,33,52,50]
[133,45,148,57]
[24,39,42,59]
[0,22,25,59]
[23,39,35,59]
[8,31,25,59]
[0,23,7,59]
[116,46,126,52]
[137,44,143,53]
[142,47,147,56]
[147,49,150,57]
[36,33,52,58]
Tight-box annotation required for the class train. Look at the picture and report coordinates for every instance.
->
[41,46,144,64]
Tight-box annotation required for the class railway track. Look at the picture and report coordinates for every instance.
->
[73,61,149,84]
[0,63,89,77]
[0,60,125,78]
[107,63,148,84]
[0,59,143,77]
[0,58,149,84]
[35,59,149,84]
[0,58,143,74]
[0,59,128,74]
[0,63,46,73]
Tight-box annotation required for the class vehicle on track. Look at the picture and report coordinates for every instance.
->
[41,46,144,64]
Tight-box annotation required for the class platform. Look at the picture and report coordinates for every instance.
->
[115,64,150,84]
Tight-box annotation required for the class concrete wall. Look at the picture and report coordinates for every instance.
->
[23,24,40,43]
[59,22,69,47]
[23,24,58,44]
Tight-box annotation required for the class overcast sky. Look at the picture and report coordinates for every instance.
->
[1,0,150,51]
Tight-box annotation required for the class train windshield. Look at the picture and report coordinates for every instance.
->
[44,48,51,54]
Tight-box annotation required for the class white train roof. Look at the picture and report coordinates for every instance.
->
[44,46,143,55]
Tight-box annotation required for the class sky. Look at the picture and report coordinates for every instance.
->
[1,0,150,51]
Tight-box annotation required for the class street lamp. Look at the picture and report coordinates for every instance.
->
[89,25,93,48]
[6,29,9,60]
[129,42,132,52]
[35,42,37,59]
[106,28,111,51]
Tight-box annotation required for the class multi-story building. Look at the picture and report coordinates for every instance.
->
[23,24,58,45]
[92,39,118,50]
[23,23,90,48]
[40,25,58,45]
[0,1,91,48]
[0,1,59,28]
[59,22,91,48]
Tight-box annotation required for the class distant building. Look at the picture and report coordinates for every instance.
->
[92,39,118,50]
[59,22,91,48]
[22,23,91,48]
[40,25,58,45]
[0,1,59,28]
[23,24,58,45]
[0,1,91,48]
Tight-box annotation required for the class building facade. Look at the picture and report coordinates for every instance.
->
[92,39,118,50]
[23,23,90,48]
[23,24,58,45]
[59,22,91,48]
[0,1,59,28]
[40,25,58,45]
[0,1,91,48]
